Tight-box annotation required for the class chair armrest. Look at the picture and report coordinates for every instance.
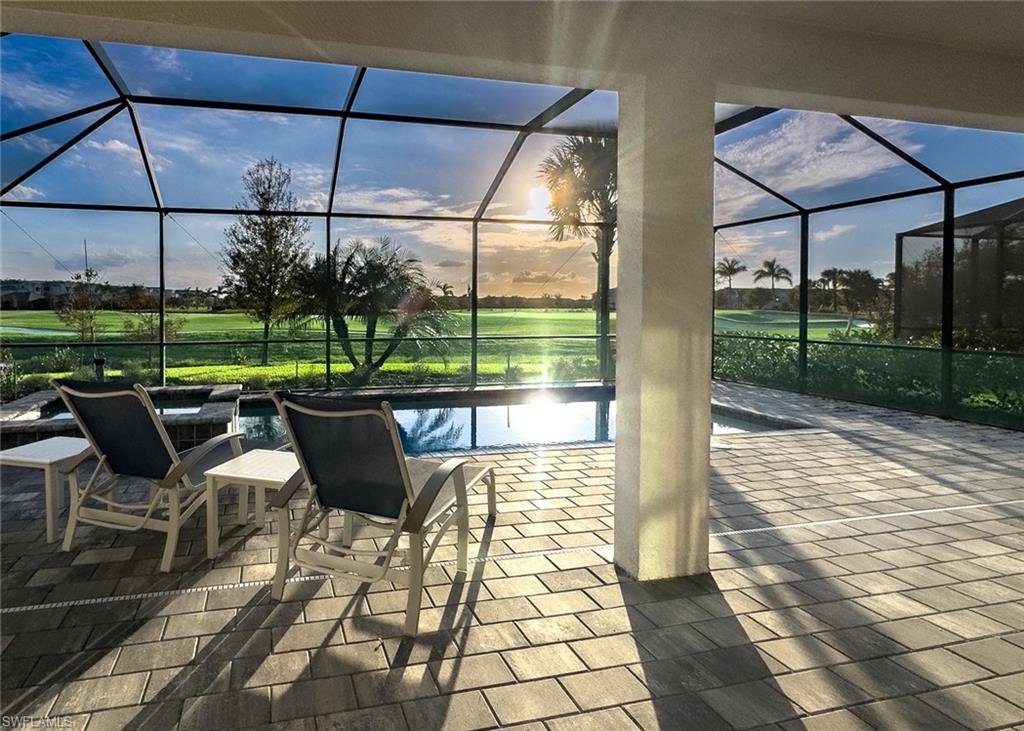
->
[270,469,305,509]
[160,431,243,488]
[58,446,96,474]
[403,458,467,533]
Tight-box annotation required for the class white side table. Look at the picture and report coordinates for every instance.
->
[204,449,302,559]
[0,437,93,543]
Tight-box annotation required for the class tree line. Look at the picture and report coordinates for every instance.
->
[715,256,892,333]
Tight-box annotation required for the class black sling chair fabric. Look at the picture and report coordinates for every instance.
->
[277,392,408,519]
[57,380,174,480]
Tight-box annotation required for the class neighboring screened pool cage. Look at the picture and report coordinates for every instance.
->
[895,196,1023,343]
[2,33,1022,428]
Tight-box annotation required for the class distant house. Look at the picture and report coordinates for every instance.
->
[0,280,71,309]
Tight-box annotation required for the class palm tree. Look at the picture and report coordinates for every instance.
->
[437,282,454,297]
[715,257,747,290]
[288,236,455,385]
[817,267,843,312]
[538,135,616,378]
[753,258,793,302]
[838,268,882,334]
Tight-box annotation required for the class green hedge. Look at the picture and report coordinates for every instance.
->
[714,331,1023,430]
[713,335,800,390]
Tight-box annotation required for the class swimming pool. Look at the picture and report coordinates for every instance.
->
[239,397,775,454]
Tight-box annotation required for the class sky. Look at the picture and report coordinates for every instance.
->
[1,33,1022,298]
[713,110,1024,288]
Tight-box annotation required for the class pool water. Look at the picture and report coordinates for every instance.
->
[239,398,772,454]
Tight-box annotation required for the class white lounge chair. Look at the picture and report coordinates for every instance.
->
[51,379,243,572]
[268,391,495,636]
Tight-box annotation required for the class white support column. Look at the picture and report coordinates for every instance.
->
[614,78,715,580]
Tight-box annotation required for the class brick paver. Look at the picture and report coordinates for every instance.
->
[2,382,1023,728]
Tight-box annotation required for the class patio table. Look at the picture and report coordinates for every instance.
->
[204,449,302,559]
[0,437,93,543]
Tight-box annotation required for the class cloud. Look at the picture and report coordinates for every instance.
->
[717,111,926,219]
[436,259,464,268]
[813,223,856,242]
[58,247,138,274]
[5,185,44,201]
[9,133,60,156]
[143,47,187,75]
[512,270,579,284]
[332,186,458,216]
[84,138,139,161]
[0,72,82,117]
[144,127,204,155]
[714,166,785,223]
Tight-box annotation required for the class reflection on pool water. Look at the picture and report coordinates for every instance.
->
[239,397,772,454]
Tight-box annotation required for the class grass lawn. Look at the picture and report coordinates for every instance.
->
[0,307,865,341]
[714,309,867,340]
[0,308,611,340]
[0,309,613,390]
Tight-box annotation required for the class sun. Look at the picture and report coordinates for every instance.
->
[525,185,551,219]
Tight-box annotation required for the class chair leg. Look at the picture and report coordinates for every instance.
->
[341,511,353,547]
[62,469,81,552]
[457,503,469,574]
[486,469,497,517]
[272,504,292,601]
[160,489,181,573]
[314,509,327,541]
[403,533,424,637]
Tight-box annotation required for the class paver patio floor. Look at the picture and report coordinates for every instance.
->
[2,383,1023,730]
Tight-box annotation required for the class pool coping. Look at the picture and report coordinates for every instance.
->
[0,385,243,451]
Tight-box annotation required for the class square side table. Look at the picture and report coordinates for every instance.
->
[0,437,93,543]
[204,449,302,559]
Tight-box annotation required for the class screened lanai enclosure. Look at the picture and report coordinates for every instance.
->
[713,108,1024,429]
[2,33,1022,429]
[1,34,619,394]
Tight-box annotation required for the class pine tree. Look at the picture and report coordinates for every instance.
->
[220,158,311,365]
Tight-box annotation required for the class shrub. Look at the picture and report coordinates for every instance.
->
[0,359,20,402]
[503,365,525,384]
[245,374,269,391]
[69,366,96,381]
[406,363,433,385]
[713,332,800,390]
[17,374,51,397]
[549,357,599,382]
[119,360,156,385]
[713,331,1023,429]
[41,347,78,372]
